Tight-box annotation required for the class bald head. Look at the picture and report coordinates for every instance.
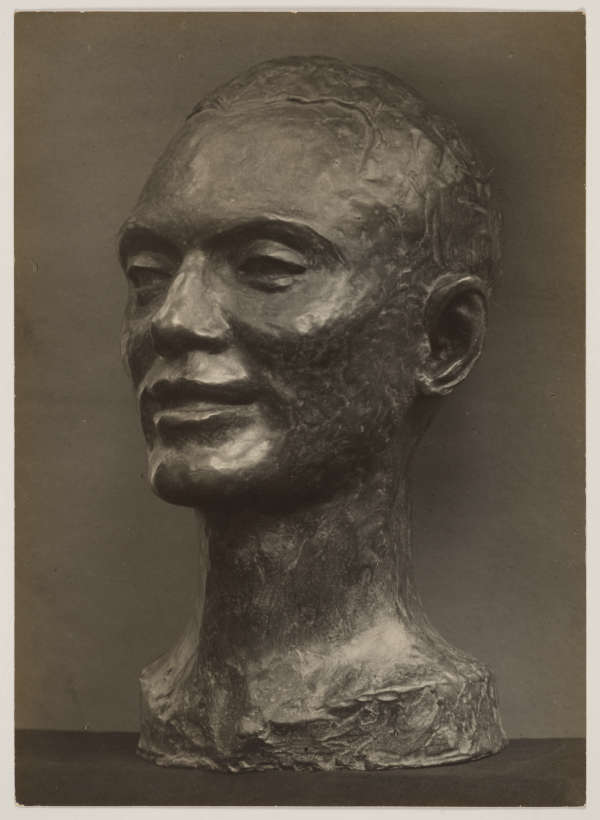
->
[186,56,501,291]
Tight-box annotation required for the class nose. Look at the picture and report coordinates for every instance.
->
[150,251,231,358]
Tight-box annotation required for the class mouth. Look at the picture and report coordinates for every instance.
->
[141,378,260,444]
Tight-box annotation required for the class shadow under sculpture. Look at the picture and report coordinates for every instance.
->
[119,56,507,771]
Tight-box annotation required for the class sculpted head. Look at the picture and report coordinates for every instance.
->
[119,56,501,508]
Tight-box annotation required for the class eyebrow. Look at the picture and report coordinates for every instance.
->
[208,218,346,265]
[118,217,345,268]
[117,223,181,269]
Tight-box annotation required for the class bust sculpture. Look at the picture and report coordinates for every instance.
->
[119,56,507,771]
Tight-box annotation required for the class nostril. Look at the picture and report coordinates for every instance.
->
[150,311,231,358]
[150,315,190,358]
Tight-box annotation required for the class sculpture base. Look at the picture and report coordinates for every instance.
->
[138,653,506,771]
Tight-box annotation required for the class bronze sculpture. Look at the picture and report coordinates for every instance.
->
[119,55,506,771]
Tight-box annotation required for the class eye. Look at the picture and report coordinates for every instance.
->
[237,242,307,292]
[125,252,173,306]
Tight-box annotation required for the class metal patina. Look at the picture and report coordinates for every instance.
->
[119,56,506,771]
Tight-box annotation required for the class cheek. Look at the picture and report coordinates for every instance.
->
[297,333,414,437]
[246,299,419,450]
[226,267,373,337]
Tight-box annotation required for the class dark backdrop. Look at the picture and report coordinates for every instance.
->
[15,11,585,737]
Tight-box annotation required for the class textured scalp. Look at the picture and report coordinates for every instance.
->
[188,56,501,289]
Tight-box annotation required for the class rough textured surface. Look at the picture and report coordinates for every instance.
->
[137,570,505,770]
[139,647,505,771]
[118,56,506,771]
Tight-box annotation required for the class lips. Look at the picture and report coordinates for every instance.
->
[140,377,259,444]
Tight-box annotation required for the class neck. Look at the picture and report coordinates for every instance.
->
[138,450,508,770]
[197,464,424,669]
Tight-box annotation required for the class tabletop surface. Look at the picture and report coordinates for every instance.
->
[15,730,585,807]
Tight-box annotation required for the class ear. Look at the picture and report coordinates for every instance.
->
[416,274,488,396]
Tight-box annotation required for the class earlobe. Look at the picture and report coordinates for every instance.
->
[416,274,488,396]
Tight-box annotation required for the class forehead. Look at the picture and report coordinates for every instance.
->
[129,102,432,251]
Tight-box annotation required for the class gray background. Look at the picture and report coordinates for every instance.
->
[15,12,585,737]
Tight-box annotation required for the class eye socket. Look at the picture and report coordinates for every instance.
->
[128,267,172,306]
[237,244,307,292]
[125,252,174,307]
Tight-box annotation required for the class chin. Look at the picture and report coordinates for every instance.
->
[146,435,279,508]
